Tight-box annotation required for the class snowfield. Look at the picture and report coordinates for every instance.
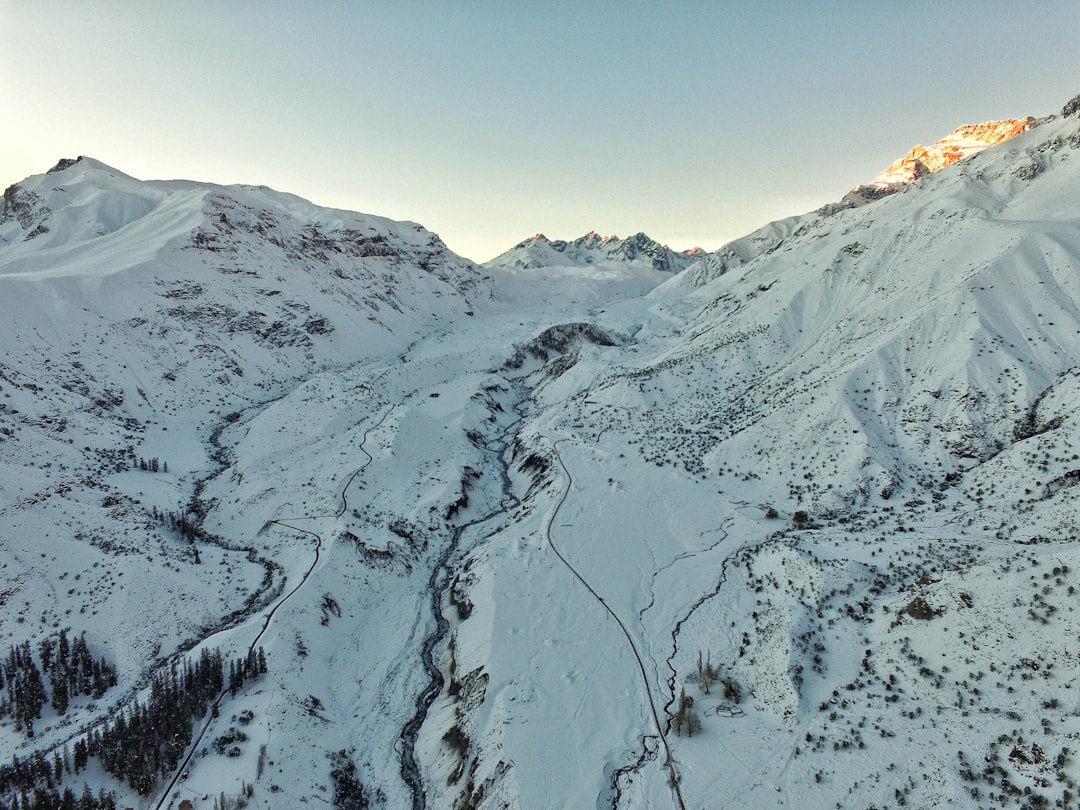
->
[2,97,1080,810]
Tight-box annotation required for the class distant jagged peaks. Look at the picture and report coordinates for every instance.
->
[488,230,702,273]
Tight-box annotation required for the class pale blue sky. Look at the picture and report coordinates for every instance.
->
[2,2,1077,261]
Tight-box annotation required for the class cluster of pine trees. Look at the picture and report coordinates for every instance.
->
[0,749,118,809]
[88,647,226,794]
[40,630,118,712]
[329,750,369,810]
[84,646,265,795]
[0,783,117,810]
[1,645,267,803]
[0,643,45,738]
[228,647,267,696]
[148,506,204,562]
[149,506,199,541]
[133,455,167,473]
[0,631,117,739]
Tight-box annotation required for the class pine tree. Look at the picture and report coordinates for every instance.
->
[50,668,69,715]
[57,630,70,673]
[73,739,88,773]
[38,638,54,674]
[91,660,105,699]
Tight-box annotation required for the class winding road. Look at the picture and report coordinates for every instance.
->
[152,406,396,810]
[546,439,688,810]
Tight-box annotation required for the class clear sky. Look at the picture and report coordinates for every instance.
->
[2,2,1077,262]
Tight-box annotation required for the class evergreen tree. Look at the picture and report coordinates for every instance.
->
[50,668,69,715]
[57,630,70,674]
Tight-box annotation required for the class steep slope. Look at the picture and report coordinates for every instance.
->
[0,155,487,433]
[842,117,1036,207]
[662,105,1061,292]
[871,117,1035,184]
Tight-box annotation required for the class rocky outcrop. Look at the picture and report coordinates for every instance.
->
[1063,93,1080,118]
[874,118,1035,184]
[0,184,51,234]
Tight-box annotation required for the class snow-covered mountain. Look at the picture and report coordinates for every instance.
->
[422,94,1080,810]
[4,94,1080,810]
[845,116,1036,206]
[0,155,488,494]
[666,108,1057,292]
[873,117,1036,184]
[0,157,489,806]
[486,230,701,273]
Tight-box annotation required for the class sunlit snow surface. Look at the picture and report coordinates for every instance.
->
[3,109,1080,810]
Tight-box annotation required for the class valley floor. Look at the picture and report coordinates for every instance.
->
[182,268,1080,810]
[4,259,1080,810]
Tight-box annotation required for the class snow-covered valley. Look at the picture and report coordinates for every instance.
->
[3,98,1080,810]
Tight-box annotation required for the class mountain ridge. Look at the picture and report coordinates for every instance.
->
[482,102,1077,279]
[484,230,702,273]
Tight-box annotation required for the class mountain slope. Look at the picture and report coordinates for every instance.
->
[872,117,1035,184]
[0,158,491,805]
[0,156,487,432]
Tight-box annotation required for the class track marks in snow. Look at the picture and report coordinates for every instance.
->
[545,439,688,810]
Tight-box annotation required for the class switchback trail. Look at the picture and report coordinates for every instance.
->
[546,439,688,810]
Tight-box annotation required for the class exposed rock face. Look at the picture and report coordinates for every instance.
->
[47,156,85,174]
[872,118,1035,185]
[1063,92,1080,118]
[0,183,51,234]
[844,118,1036,207]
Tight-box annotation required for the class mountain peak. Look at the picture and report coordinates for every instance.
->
[47,156,85,174]
[486,230,699,273]
[841,116,1036,207]
[39,155,139,181]
[872,117,1035,185]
